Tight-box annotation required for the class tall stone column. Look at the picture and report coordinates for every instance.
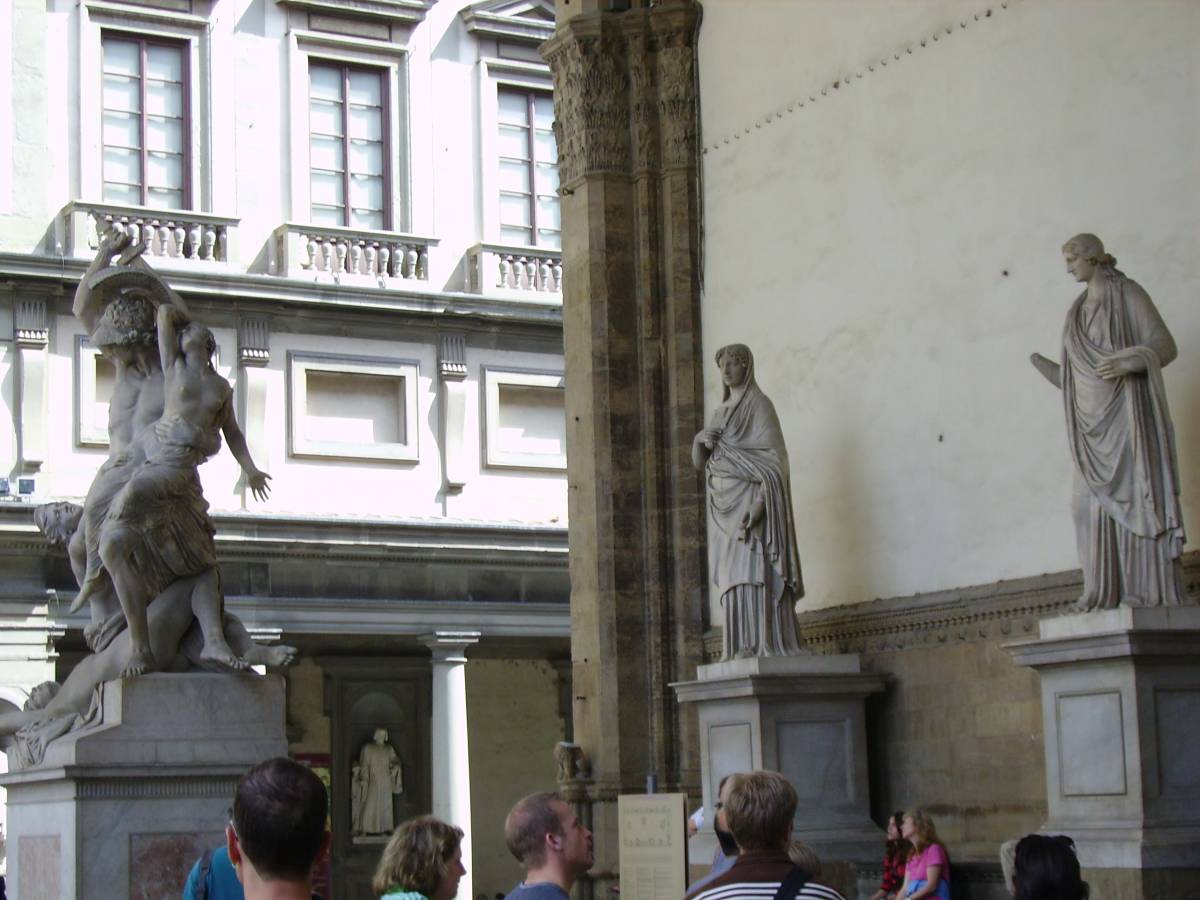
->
[421,631,480,900]
[542,4,706,896]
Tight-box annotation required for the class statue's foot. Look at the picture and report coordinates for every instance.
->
[199,642,250,672]
[242,644,298,668]
[121,647,158,678]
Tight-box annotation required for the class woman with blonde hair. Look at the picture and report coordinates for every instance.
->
[898,809,951,899]
[374,815,467,900]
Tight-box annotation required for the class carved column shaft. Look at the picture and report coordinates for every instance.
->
[542,4,705,894]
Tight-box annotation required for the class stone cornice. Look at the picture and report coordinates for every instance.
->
[795,552,1200,655]
[0,252,562,332]
[0,504,568,568]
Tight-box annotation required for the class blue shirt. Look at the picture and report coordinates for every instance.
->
[182,847,244,900]
[507,881,571,900]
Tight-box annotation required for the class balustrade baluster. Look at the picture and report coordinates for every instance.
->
[552,261,563,292]
[379,245,392,278]
[335,241,348,274]
[499,256,512,289]
[125,221,139,244]
[322,241,335,272]
[141,222,155,255]
[365,244,378,276]
[158,224,171,257]
[538,260,551,292]
[405,246,418,280]
[202,227,216,261]
[350,242,363,274]
[418,247,428,280]
[188,224,202,258]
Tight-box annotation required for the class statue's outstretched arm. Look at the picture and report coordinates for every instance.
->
[157,302,188,371]
[73,230,133,332]
[221,398,271,501]
[1029,352,1062,388]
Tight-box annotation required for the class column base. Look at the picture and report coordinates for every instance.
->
[2,673,287,900]
[673,654,887,862]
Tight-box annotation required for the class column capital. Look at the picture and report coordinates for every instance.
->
[420,631,481,662]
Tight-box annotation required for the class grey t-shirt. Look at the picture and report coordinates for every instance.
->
[507,881,570,900]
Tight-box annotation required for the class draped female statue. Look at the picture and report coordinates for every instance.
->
[1030,234,1188,609]
[692,344,805,659]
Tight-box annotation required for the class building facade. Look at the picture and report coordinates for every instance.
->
[0,0,572,896]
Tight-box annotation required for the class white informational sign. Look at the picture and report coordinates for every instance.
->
[617,793,689,900]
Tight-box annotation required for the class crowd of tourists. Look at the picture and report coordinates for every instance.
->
[180,761,1087,900]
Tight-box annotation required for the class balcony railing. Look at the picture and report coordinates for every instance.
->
[56,201,238,266]
[271,224,438,287]
[466,243,562,300]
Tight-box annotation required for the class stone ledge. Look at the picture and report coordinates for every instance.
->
[791,552,1200,655]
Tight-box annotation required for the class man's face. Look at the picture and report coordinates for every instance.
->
[552,800,593,874]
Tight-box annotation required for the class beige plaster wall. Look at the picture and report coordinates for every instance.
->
[863,638,1045,859]
[697,0,1200,611]
[467,659,565,897]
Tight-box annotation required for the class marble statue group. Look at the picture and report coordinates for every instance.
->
[0,231,296,766]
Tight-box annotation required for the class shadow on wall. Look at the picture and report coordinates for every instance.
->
[821,424,869,607]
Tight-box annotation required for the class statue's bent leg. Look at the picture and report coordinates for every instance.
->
[223,614,297,668]
[97,522,157,676]
[187,569,249,672]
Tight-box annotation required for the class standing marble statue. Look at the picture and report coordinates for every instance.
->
[353,727,404,836]
[1031,234,1188,609]
[693,344,805,659]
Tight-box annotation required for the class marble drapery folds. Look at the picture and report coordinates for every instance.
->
[703,347,804,658]
[1061,268,1187,609]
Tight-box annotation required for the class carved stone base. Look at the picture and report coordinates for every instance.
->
[672,655,887,864]
[2,673,287,900]
[1007,607,1200,870]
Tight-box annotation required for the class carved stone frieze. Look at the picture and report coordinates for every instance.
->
[237,317,270,367]
[650,9,700,169]
[14,297,49,348]
[543,25,631,186]
[788,552,1200,657]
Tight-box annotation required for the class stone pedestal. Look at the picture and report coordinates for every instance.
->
[1007,607,1200,871]
[672,655,886,862]
[2,673,287,900]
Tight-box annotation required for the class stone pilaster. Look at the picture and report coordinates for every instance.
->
[13,295,49,474]
[438,333,469,496]
[541,4,705,896]
[421,631,480,900]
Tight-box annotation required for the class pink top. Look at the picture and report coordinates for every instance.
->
[906,843,949,883]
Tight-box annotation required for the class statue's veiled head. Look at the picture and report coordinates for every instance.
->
[715,343,754,399]
[373,726,388,744]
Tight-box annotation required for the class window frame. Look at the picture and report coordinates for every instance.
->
[481,366,567,471]
[287,30,410,234]
[307,59,392,231]
[100,31,193,211]
[78,3,212,212]
[287,351,420,463]
[479,58,558,251]
[496,87,559,250]
[75,336,114,448]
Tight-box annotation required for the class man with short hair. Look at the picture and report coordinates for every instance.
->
[504,792,594,900]
[687,771,844,900]
[226,757,330,900]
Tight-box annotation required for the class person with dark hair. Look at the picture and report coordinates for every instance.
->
[686,775,739,895]
[372,815,466,900]
[868,811,909,900]
[687,771,844,900]
[503,792,593,900]
[227,757,330,900]
[1012,835,1088,900]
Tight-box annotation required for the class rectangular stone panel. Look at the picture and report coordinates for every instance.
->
[19,835,61,900]
[130,831,221,900]
[778,720,851,807]
[1155,688,1200,794]
[1056,690,1127,797]
[708,722,752,787]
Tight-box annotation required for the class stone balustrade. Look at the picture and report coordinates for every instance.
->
[466,243,562,299]
[56,201,238,265]
[271,224,437,286]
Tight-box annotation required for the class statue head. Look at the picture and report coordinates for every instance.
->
[180,321,216,362]
[374,727,388,744]
[33,501,84,546]
[91,293,157,356]
[24,680,60,711]
[1062,233,1118,283]
[715,343,754,399]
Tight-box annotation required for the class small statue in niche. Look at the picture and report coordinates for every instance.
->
[554,741,589,784]
[1030,234,1189,610]
[692,344,806,659]
[353,727,404,836]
